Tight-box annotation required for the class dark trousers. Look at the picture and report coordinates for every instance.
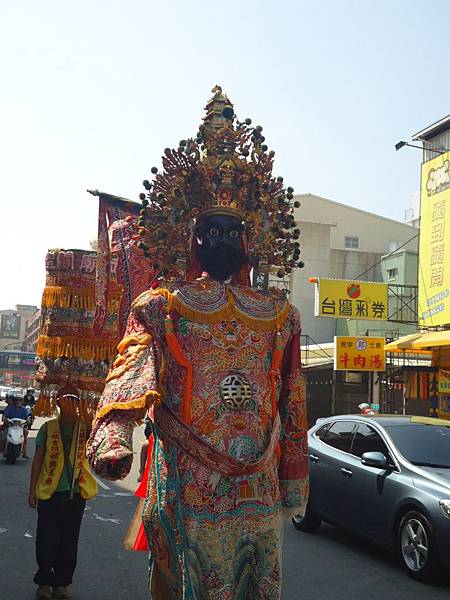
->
[34,492,86,587]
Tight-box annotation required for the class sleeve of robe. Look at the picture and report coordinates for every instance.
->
[87,291,166,480]
[277,305,309,509]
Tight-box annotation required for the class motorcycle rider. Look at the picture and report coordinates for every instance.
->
[23,388,36,429]
[2,394,31,458]
[358,402,375,416]
[24,388,36,407]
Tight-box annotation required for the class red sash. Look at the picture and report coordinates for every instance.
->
[155,403,280,477]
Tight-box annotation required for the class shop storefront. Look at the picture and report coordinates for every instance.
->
[0,350,37,388]
[385,331,450,419]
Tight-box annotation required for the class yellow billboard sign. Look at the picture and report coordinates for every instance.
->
[334,336,386,371]
[419,152,450,327]
[315,278,388,320]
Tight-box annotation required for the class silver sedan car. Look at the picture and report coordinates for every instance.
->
[292,414,450,582]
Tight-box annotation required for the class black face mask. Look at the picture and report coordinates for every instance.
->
[195,214,247,281]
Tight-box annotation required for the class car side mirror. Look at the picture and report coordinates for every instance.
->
[361,451,388,469]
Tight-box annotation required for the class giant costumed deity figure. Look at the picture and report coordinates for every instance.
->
[87,86,308,599]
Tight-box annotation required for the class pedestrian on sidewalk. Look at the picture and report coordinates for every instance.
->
[28,394,98,600]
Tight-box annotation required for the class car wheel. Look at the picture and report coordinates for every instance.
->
[398,511,440,582]
[292,502,321,533]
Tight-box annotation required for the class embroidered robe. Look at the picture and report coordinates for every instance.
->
[88,276,308,600]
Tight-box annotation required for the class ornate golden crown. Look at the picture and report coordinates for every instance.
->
[136,85,302,279]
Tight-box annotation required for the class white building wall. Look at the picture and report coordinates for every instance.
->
[290,194,419,344]
[296,194,418,254]
[292,221,335,343]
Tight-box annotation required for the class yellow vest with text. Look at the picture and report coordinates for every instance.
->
[36,418,97,500]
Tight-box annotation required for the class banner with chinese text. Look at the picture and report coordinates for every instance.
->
[334,336,386,371]
[0,314,21,339]
[315,278,388,320]
[419,151,450,326]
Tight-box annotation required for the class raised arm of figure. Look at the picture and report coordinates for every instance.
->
[87,297,164,480]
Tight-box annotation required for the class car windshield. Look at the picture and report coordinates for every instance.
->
[386,424,450,468]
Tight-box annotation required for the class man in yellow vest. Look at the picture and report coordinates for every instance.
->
[28,395,97,600]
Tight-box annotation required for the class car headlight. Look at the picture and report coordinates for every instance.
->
[439,499,450,518]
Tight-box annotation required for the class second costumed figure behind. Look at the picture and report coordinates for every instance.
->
[87,86,309,600]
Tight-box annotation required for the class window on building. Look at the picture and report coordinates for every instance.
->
[387,268,398,281]
[344,236,359,249]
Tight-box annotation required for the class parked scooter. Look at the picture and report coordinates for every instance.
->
[3,418,27,464]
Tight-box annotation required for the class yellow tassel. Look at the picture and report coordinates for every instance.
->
[42,286,121,312]
[171,291,290,332]
[37,335,118,360]
[93,390,162,424]
[34,392,58,417]
[133,286,290,332]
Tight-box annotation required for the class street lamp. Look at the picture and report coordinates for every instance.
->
[395,140,447,154]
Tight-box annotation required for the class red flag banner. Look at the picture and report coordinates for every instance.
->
[93,192,156,337]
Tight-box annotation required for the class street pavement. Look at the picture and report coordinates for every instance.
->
[1,418,450,600]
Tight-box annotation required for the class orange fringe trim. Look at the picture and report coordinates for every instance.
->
[172,291,290,332]
[37,335,118,360]
[139,286,291,331]
[34,393,58,417]
[34,393,97,425]
[93,390,162,424]
[42,286,121,312]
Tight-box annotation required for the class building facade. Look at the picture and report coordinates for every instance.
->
[24,309,42,353]
[0,350,37,388]
[336,248,419,338]
[413,114,450,163]
[0,304,38,351]
[290,193,419,344]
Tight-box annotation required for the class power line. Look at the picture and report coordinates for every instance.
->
[354,231,419,281]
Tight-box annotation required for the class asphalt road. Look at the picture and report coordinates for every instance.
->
[1,418,450,600]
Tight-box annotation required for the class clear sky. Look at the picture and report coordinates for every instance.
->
[1,0,449,310]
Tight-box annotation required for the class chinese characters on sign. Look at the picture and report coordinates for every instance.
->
[419,153,450,326]
[315,279,388,320]
[334,336,386,372]
[438,369,450,395]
